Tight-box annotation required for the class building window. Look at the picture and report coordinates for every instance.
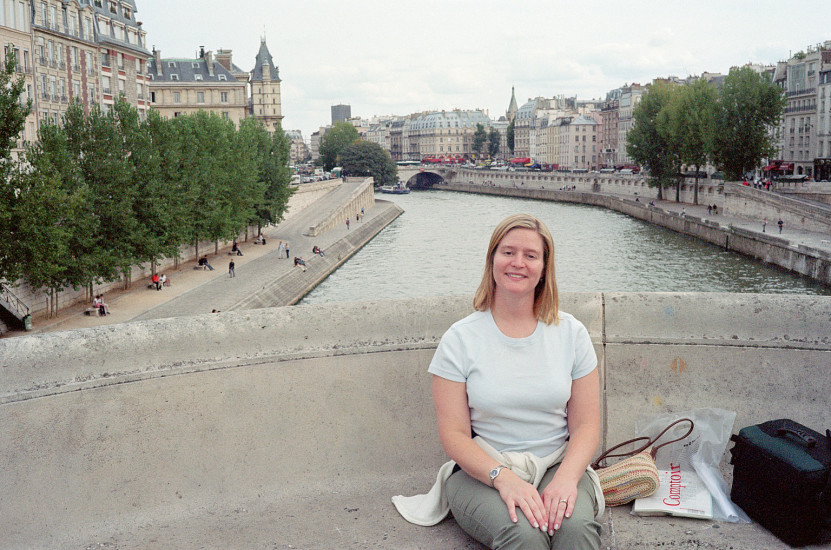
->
[218,74,226,81]
[150,91,155,103]
[196,91,204,103]
[220,92,228,103]
[170,74,178,81]
[222,111,229,119]
[194,74,202,81]
[173,92,180,103]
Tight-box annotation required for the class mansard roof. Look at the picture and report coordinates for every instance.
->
[147,56,237,84]
[251,39,280,82]
[89,0,150,56]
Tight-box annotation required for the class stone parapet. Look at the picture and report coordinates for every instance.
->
[1,294,829,548]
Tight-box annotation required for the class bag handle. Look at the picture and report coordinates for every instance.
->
[776,427,817,448]
[591,436,653,469]
[649,418,695,459]
[591,418,695,469]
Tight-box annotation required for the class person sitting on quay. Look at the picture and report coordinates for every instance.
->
[313,245,325,257]
[198,256,214,271]
[231,242,243,256]
[151,273,161,290]
[294,257,307,272]
[93,294,109,316]
[160,274,170,287]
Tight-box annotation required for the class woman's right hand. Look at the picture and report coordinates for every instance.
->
[493,469,548,531]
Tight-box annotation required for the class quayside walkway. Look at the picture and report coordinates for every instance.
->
[2,293,829,549]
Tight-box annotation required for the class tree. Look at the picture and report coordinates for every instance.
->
[663,79,717,205]
[472,123,488,158]
[0,51,33,283]
[506,118,515,155]
[488,127,501,158]
[240,118,294,231]
[319,122,359,171]
[626,82,680,200]
[711,66,785,181]
[340,140,397,186]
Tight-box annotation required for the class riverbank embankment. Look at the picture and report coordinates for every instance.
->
[441,182,831,286]
[5,178,401,335]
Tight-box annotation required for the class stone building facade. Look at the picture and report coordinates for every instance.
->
[147,47,247,125]
[90,0,150,117]
[0,0,37,151]
[249,38,282,135]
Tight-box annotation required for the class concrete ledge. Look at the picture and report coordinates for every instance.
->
[1,293,830,548]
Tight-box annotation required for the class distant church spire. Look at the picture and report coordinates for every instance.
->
[507,86,519,122]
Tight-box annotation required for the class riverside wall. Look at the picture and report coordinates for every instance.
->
[441,182,831,286]
[1,293,829,549]
[304,177,376,237]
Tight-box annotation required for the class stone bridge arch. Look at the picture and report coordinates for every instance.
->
[397,167,451,189]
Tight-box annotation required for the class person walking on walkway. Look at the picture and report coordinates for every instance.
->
[778,219,784,233]
[229,260,235,278]
[762,218,767,233]
[285,241,290,259]
[346,217,351,230]
[278,241,285,258]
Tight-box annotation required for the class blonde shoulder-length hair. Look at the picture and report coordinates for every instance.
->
[473,213,559,325]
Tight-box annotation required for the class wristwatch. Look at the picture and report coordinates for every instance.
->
[489,465,509,487]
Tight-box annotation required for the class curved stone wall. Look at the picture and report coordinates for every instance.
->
[1,293,829,548]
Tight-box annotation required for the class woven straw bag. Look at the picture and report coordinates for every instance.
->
[592,418,694,506]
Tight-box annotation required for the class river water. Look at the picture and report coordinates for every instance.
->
[299,190,829,304]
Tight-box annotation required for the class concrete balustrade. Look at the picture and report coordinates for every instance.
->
[1,293,829,548]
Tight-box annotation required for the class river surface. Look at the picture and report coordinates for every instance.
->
[299,190,829,304]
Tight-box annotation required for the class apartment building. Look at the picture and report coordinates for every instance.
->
[0,0,37,151]
[32,0,102,126]
[90,0,150,117]
[147,47,247,125]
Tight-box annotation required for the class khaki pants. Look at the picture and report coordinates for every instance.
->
[445,463,601,550]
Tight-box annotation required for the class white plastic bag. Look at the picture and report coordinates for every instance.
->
[635,408,751,523]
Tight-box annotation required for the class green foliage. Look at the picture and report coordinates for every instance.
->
[472,123,488,157]
[506,118,515,154]
[626,81,680,199]
[488,127,501,158]
[340,140,397,186]
[319,122,359,171]
[1,97,293,296]
[663,79,717,203]
[0,51,33,281]
[711,67,785,181]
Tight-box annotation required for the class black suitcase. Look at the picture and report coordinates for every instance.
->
[729,419,831,547]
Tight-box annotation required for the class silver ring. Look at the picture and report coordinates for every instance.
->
[559,499,568,503]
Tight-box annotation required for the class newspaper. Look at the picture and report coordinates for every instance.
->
[632,461,714,519]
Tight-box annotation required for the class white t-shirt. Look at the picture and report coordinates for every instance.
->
[429,309,597,457]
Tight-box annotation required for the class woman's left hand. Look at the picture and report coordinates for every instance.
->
[540,477,579,534]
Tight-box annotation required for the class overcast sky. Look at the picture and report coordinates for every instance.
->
[137,0,829,140]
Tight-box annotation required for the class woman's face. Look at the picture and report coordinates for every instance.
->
[492,227,545,301]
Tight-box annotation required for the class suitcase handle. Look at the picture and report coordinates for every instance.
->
[776,427,817,448]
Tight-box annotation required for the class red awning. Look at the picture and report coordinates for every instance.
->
[509,158,531,164]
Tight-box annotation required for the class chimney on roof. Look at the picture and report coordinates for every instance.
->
[216,49,233,72]
[200,46,205,59]
[153,47,162,76]
[205,50,213,77]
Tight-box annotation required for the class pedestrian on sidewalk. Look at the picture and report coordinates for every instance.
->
[707,205,712,215]
[278,241,285,258]
[778,219,784,233]
[285,241,290,259]
[346,217,351,230]
[762,218,767,232]
[229,260,235,278]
